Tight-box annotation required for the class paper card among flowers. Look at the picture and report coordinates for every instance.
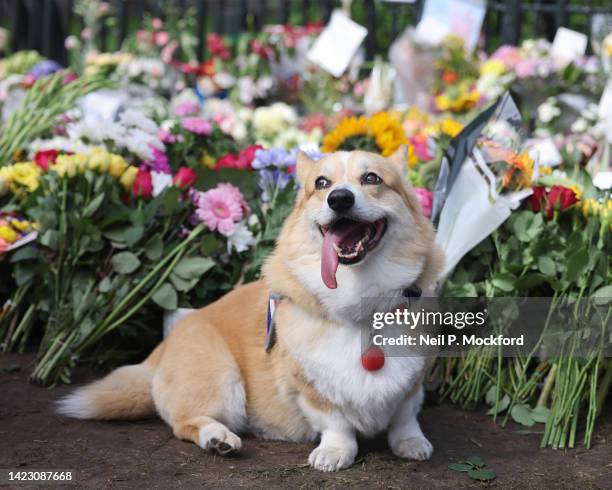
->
[307,10,367,78]
[418,0,486,51]
[551,27,588,67]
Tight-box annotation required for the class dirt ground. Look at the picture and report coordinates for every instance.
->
[0,354,611,489]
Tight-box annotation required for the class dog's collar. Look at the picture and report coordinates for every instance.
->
[402,285,422,298]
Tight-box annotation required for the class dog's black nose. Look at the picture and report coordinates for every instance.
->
[327,188,355,212]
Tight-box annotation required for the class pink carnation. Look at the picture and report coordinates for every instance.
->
[182,117,212,135]
[515,59,538,78]
[413,187,433,218]
[174,101,200,117]
[192,183,249,235]
[491,45,521,68]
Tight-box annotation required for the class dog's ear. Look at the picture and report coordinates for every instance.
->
[388,145,408,170]
[296,150,316,184]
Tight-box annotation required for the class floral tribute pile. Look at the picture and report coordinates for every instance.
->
[0,1,610,449]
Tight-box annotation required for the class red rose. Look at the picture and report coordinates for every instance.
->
[132,169,153,198]
[250,39,272,59]
[207,33,230,60]
[34,149,59,171]
[529,186,546,212]
[545,185,577,219]
[214,153,239,170]
[236,145,263,170]
[173,167,197,189]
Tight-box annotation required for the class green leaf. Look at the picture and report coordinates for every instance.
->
[39,229,60,250]
[448,463,472,472]
[487,395,510,415]
[14,263,37,286]
[152,282,178,310]
[144,234,164,261]
[491,273,516,292]
[124,225,144,247]
[9,246,40,262]
[514,273,546,290]
[173,257,214,280]
[467,456,485,468]
[531,405,550,423]
[110,252,141,274]
[103,228,126,243]
[169,272,199,292]
[537,256,556,276]
[200,234,219,255]
[485,386,497,405]
[593,285,612,305]
[510,404,535,426]
[467,469,496,481]
[566,249,589,283]
[82,193,105,218]
[98,277,112,293]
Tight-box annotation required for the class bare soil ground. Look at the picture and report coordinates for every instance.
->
[1,354,611,489]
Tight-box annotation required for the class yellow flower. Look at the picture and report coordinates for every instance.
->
[9,219,30,232]
[0,161,42,193]
[322,116,369,153]
[322,112,408,158]
[200,152,216,168]
[539,166,552,176]
[435,86,480,113]
[0,225,18,243]
[368,112,407,157]
[108,155,128,178]
[480,59,507,77]
[51,155,78,177]
[119,166,138,190]
[88,148,111,172]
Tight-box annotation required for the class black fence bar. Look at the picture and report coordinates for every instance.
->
[1,0,611,65]
[196,0,207,61]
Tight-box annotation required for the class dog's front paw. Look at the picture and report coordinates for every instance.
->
[308,445,356,472]
[391,436,433,461]
[199,422,242,455]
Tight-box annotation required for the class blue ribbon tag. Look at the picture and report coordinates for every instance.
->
[265,292,283,352]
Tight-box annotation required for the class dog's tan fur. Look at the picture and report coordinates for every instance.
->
[58,148,443,471]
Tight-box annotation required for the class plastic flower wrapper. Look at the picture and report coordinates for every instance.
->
[432,92,534,278]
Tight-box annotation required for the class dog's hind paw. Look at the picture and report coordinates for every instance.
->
[199,422,242,455]
[308,446,356,472]
[391,436,433,461]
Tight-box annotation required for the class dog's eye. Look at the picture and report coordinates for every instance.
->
[361,172,382,185]
[315,176,331,190]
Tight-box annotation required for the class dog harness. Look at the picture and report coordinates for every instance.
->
[264,286,423,361]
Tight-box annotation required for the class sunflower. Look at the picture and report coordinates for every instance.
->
[322,112,414,165]
[321,116,370,153]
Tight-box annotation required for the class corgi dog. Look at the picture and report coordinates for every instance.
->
[58,147,444,472]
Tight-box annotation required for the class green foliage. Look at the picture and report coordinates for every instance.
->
[448,456,497,482]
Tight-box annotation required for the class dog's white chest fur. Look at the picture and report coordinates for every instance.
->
[284,306,426,436]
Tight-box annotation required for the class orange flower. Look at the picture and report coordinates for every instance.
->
[442,70,458,84]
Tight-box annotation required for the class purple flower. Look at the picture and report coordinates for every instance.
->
[28,60,63,79]
[252,147,325,170]
[181,117,212,135]
[259,169,291,202]
[146,147,171,173]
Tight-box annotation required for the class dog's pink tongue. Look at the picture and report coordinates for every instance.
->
[321,221,362,289]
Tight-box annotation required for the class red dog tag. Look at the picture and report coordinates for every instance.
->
[361,346,385,371]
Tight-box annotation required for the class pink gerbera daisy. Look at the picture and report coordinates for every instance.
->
[192,183,248,235]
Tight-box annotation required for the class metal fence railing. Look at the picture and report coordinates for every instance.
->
[1,0,611,66]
